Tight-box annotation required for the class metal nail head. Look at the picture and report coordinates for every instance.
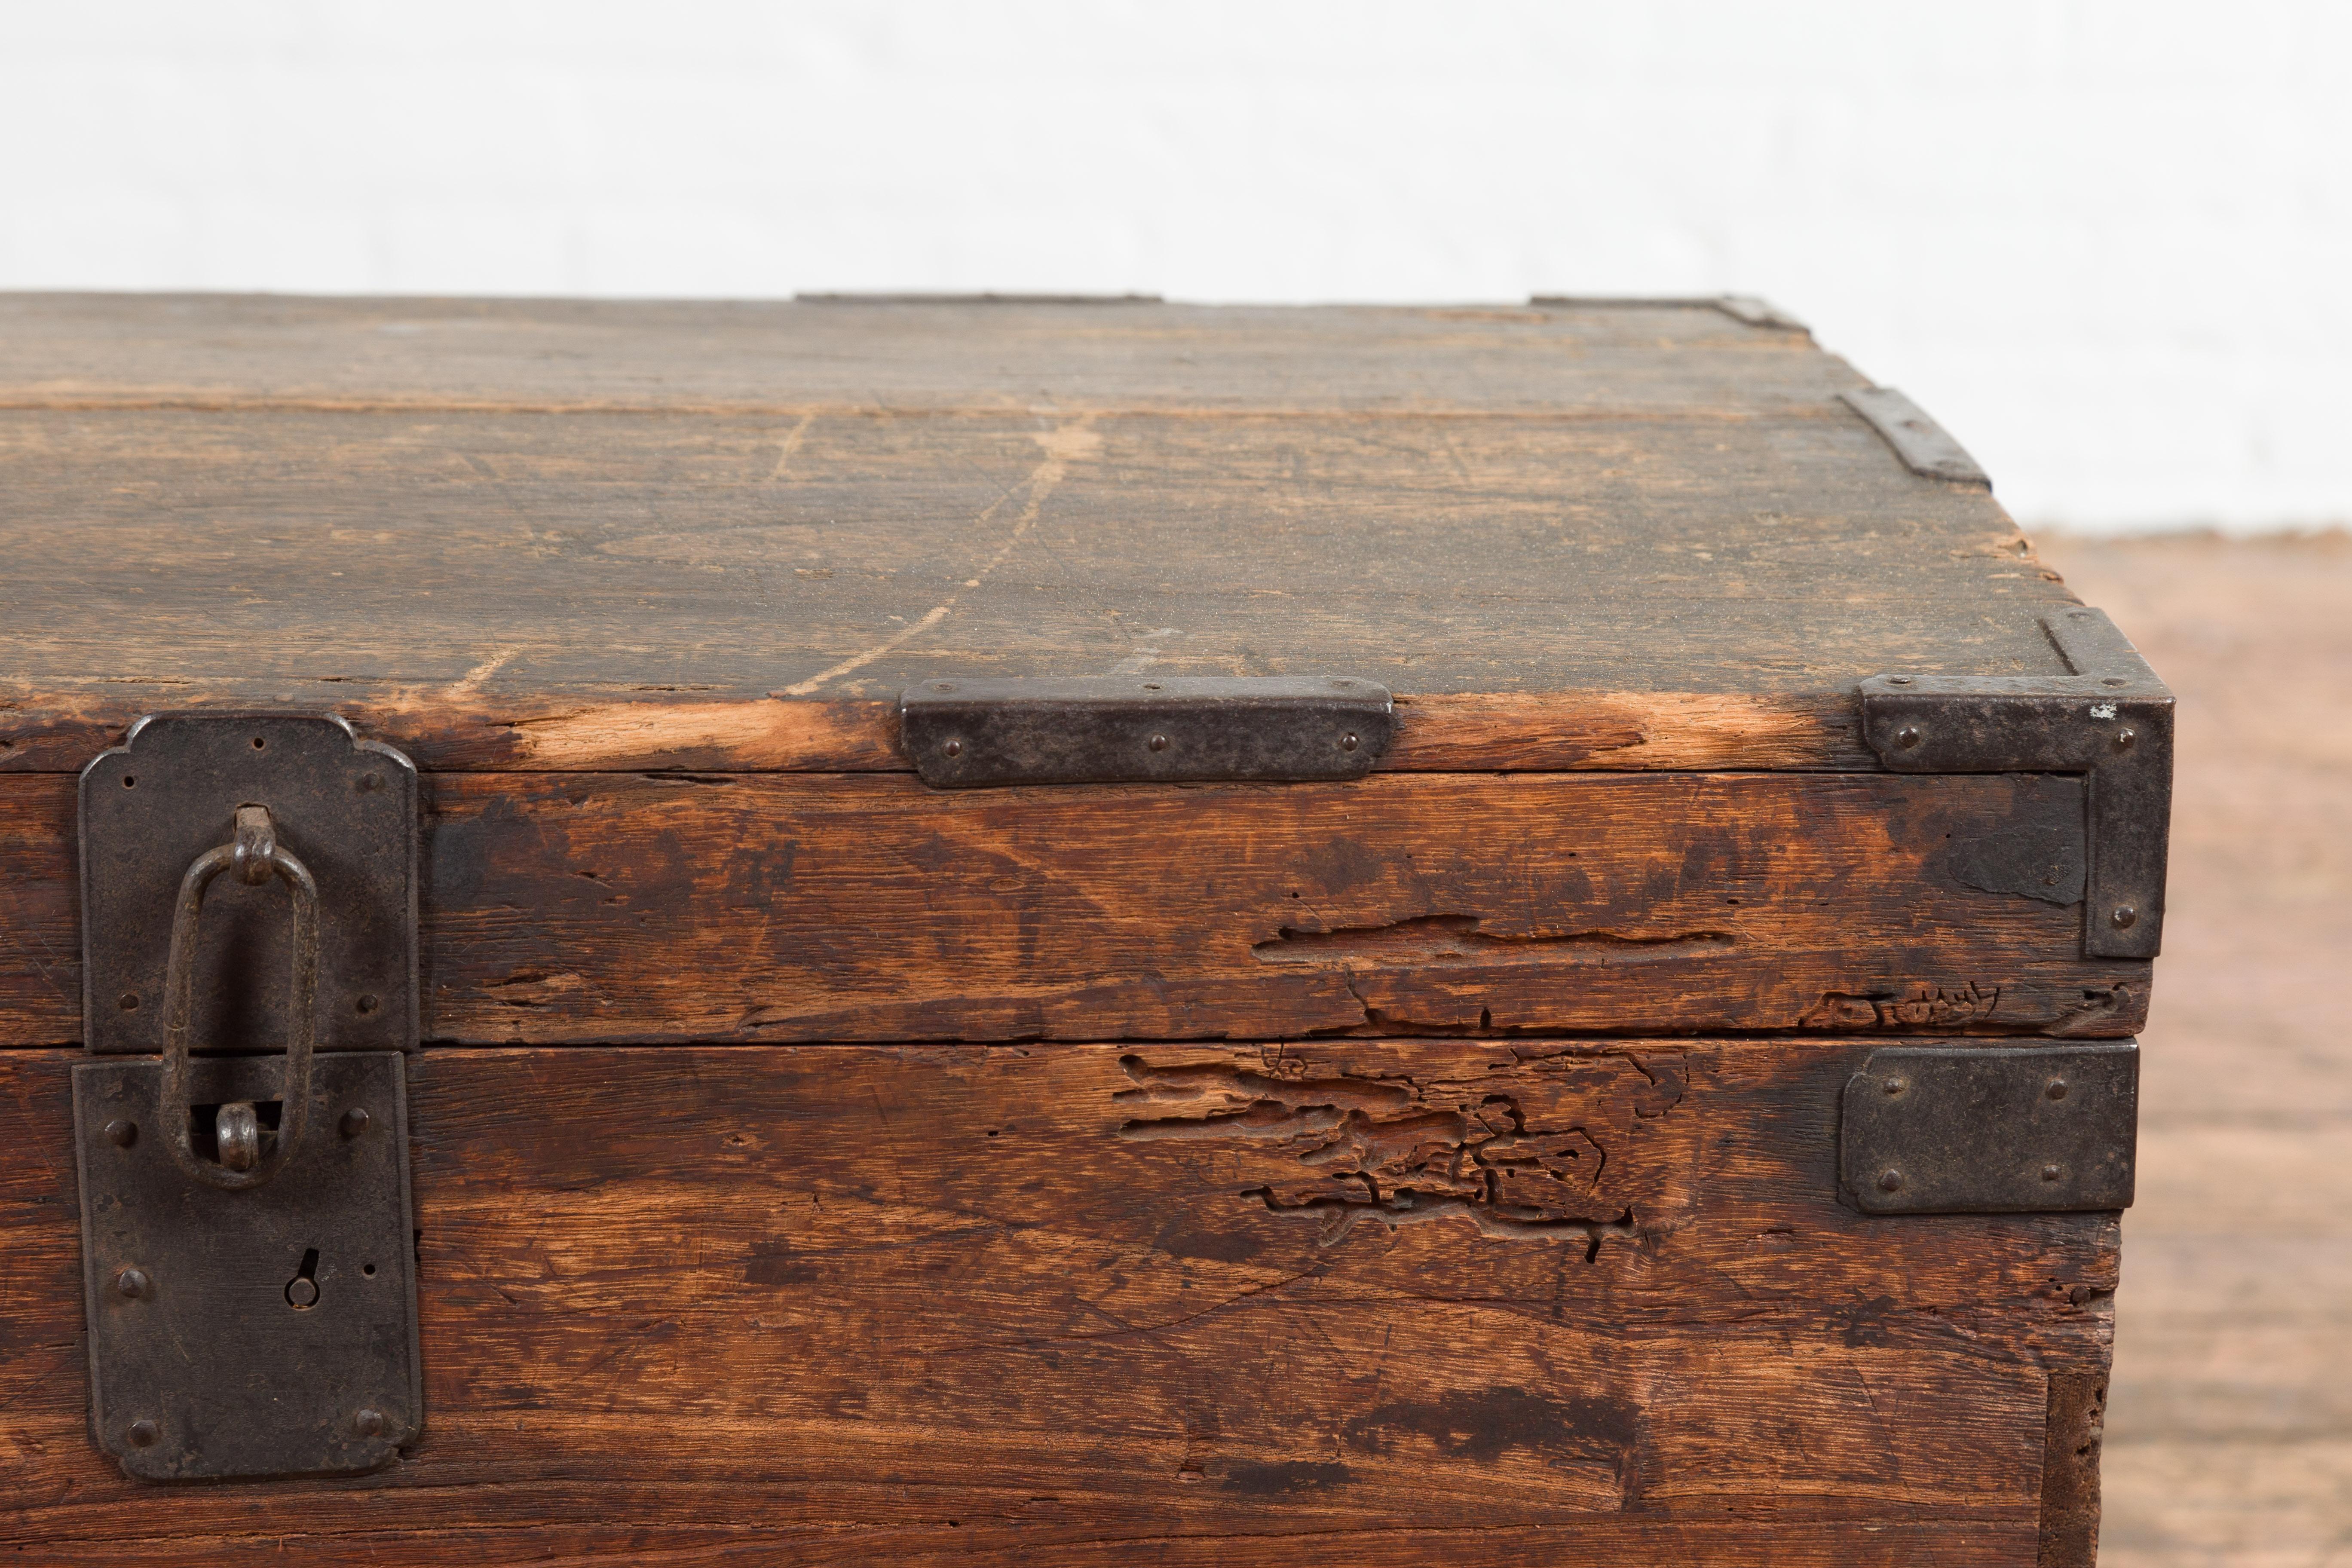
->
[2111,905,2138,930]
[127,1420,159,1448]
[1877,1169,1904,1193]
[116,1268,150,1300]
[104,1118,137,1148]
[1895,725,1923,750]
[353,1408,386,1437]
[341,1107,372,1138]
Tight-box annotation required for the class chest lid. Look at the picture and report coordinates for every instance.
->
[0,294,2168,1054]
[2,293,2082,778]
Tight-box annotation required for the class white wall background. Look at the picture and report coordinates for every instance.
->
[2,1,2345,533]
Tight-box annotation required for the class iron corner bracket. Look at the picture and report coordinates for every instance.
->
[1862,606,2173,959]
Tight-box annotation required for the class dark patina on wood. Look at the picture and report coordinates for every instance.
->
[0,769,2144,1046]
[0,294,2076,772]
[0,295,2153,1563]
[0,1037,2116,1565]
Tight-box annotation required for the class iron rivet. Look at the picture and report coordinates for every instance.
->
[104,1118,137,1148]
[2111,905,2138,930]
[116,1268,150,1300]
[286,1277,319,1309]
[1895,725,1922,750]
[2101,677,2128,688]
[1883,1075,1908,1097]
[357,772,383,793]
[2046,1079,2068,1101]
[117,992,138,1011]
[2041,1164,2063,1182]
[354,1408,386,1437]
[1340,732,1359,753]
[931,683,954,693]
[127,1420,159,1448]
[341,1107,371,1138]
[1148,734,1169,753]
[355,994,379,1016]
[2113,727,2137,752]
[941,738,963,758]
[1877,1169,1903,1193]
[1886,676,1914,686]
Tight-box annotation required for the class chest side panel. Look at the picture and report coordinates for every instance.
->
[0,769,2140,1046]
[0,1038,2112,1564]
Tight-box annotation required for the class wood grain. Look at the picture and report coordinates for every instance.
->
[0,294,1847,414]
[0,1037,2116,1563]
[0,297,2077,773]
[0,770,2146,1047]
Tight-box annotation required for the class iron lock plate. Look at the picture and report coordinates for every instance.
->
[74,1052,423,1479]
[1840,1043,2138,1215]
[75,712,423,1480]
[900,675,1395,787]
[80,712,419,1055]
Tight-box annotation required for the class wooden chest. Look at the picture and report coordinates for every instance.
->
[0,294,2165,1565]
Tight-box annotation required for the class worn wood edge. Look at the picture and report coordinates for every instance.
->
[0,689,1871,774]
[8,1516,2046,1566]
[2036,1370,2109,1568]
[0,395,1856,419]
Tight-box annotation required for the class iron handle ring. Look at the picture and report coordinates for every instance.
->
[159,805,318,1191]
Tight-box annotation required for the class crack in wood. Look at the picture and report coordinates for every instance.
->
[1251,914,1737,968]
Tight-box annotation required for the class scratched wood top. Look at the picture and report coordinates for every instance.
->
[0,294,2077,772]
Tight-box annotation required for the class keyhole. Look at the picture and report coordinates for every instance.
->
[285,1246,321,1309]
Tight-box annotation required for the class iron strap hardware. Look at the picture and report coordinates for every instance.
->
[1861,606,2174,959]
[1840,387,1991,486]
[1841,1043,2139,1215]
[74,714,423,1481]
[900,675,1395,788]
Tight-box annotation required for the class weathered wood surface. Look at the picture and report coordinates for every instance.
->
[0,770,2144,1047]
[0,1037,2116,1563]
[0,297,2074,773]
[0,293,1852,413]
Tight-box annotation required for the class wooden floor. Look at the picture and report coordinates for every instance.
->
[2038,535,2352,1568]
